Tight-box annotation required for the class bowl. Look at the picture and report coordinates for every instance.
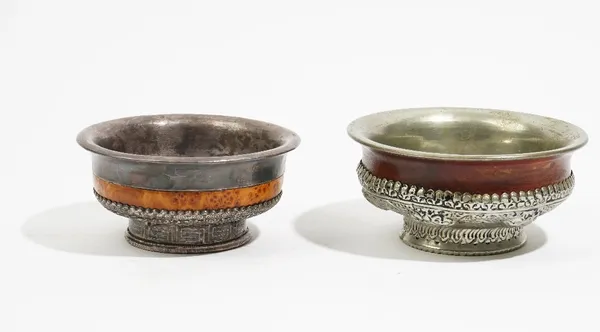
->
[348,107,587,256]
[77,114,300,254]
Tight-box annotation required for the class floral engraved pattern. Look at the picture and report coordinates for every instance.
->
[357,162,574,227]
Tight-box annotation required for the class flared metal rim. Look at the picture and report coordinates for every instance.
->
[347,107,588,161]
[77,114,301,164]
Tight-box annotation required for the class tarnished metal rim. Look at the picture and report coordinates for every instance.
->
[77,114,300,164]
[94,189,282,225]
[357,162,574,210]
[347,107,588,161]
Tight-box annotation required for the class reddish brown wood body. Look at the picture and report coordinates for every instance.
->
[361,148,572,193]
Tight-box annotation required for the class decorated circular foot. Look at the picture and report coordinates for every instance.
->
[399,219,527,256]
[125,226,254,254]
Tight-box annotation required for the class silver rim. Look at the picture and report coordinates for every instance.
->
[347,107,588,161]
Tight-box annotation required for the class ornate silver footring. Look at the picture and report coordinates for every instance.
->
[95,190,282,254]
[124,222,253,254]
[400,218,526,256]
[358,162,574,256]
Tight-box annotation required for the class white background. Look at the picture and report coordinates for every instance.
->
[1,1,598,331]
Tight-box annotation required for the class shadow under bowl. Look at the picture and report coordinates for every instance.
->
[77,114,300,254]
[348,107,587,256]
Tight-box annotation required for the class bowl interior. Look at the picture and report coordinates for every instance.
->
[372,115,559,155]
[82,115,295,158]
[348,108,587,159]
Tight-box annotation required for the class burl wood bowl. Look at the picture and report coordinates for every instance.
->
[348,107,587,256]
[77,114,300,254]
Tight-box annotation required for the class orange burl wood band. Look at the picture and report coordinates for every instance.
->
[93,176,283,211]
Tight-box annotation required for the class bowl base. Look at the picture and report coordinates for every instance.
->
[400,218,527,256]
[125,218,253,254]
[125,228,253,254]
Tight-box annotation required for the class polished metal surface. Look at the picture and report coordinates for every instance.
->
[348,107,588,161]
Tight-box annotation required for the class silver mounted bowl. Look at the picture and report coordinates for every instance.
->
[78,114,300,254]
[348,107,587,256]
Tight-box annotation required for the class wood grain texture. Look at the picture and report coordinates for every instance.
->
[362,148,572,193]
[94,176,283,211]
